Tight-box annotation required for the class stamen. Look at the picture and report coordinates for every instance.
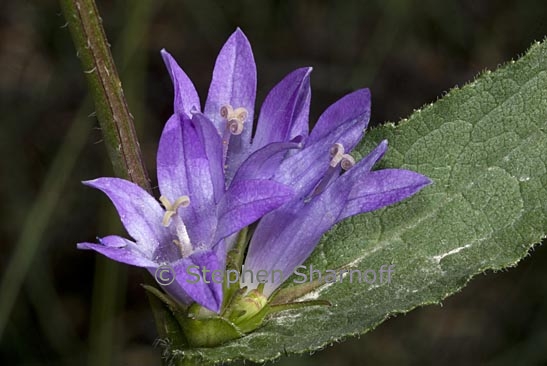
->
[329,143,355,170]
[173,196,190,209]
[172,239,191,257]
[305,165,338,202]
[227,119,244,135]
[160,195,190,227]
[330,143,345,157]
[220,105,232,119]
[172,215,192,257]
[232,107,248,123]
[340,155,355,170]
[162,210,176,227]
[159,196,172,210]
[221,105,248,123]
[306,143,356,201]
[220,104,248,136]
[329,143,345,167]
[159,195,193,257]
[220,104,249,164]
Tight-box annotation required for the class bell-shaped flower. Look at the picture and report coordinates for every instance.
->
[78,113,294,313]
[239,89,432,296]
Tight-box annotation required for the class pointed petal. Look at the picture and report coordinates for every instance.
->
[357,139,389,172]
[192,113,225,200]
[203,29,257,182]
[231,141,302,182]
[204,28,256,140]
[157,115,219,247]
[253,68,312,152]
[338,168,432,220]
[244,185,347,296]
[77,236,157,267]
[215,180,294,241]
[308,88,371,148]
[157,114,186,201]
[179,118,219,246]
[83,178,168,254]
[161,49,201,116]
[170,249,225,313]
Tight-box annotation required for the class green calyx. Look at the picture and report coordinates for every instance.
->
[143,228,331,348]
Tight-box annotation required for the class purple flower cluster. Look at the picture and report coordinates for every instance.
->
[78,29,431,313]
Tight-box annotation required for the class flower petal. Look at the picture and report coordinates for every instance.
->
[252,67,312,151]
[83,178,168,254]
[181,120,219,246]
[204,28,256,176]
[157,114,187,200]
[231,141,302,183]
[157,114,219,247]
[338,168,432,221]
[308,88,371,148]
[161,49,201,117]
[355,139,389,172]
[77,236,157,267]
[192,113,225,200]
[170,247,225,313]
[244,185,347,296]
[215,179,294,241]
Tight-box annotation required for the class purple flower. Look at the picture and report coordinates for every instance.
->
[240,89,432,296]
[161,28,311,183]
[79,26,431,324]
[78,28,313,314]
[78,113,293,313]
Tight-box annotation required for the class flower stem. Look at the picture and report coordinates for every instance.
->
[59,0,151,191]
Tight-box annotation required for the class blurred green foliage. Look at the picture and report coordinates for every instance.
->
[1,0,546,365]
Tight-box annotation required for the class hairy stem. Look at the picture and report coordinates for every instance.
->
[59,0,150,191]
[58,0,181,361]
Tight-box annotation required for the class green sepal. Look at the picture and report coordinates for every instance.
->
[235,299,331,334]
[143,226,332,349]
[269,279,325,305]
[144,279,331,348]
[179,304,244,348]
[269,264,351,305]
[269,299,332,312]
[180,316,243,348]
[222,228,250,309]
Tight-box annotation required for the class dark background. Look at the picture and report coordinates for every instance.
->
[1,0,547,365]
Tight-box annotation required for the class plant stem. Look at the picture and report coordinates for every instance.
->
[58,1,184,362]
[59,0,150,191]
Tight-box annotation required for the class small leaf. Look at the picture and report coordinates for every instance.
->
[171,39,547,364]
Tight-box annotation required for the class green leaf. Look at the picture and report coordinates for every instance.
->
[170,40,547,365]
